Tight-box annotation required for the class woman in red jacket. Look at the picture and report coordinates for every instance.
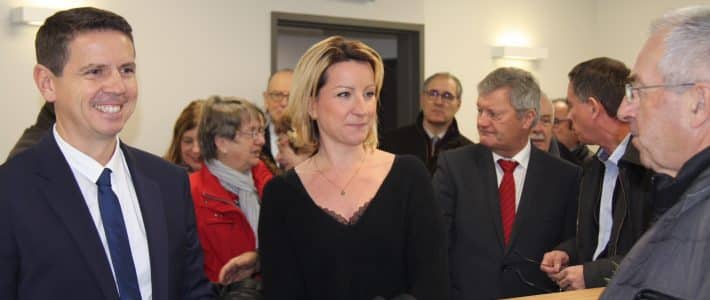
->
[190,95,273,284]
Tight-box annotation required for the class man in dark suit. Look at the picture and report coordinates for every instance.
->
[0,7,213,300]
[380,72,473,174]
[261,69,293,174]
[434,67,581,299]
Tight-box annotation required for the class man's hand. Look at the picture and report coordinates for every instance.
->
[556,265,586,290]
[218,251,259,284]
[540,250,569,276]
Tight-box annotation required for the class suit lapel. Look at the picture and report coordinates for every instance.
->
[122,144,169,300]
[476,147,507,252]
[36,135,118,299]
[508,147,542,253]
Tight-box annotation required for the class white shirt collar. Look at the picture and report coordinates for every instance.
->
[598,133,631,165]
[492,141,532,169]
[53,124,123,183]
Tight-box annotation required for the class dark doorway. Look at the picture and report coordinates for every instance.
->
[271,12,424,133]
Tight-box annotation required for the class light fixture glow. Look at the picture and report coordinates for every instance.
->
[491,46,548,61]
[11,6,58,26]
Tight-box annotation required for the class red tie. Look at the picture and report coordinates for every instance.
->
[498,159,518,246]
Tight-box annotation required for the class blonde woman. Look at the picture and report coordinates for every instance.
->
[258,36,449,300]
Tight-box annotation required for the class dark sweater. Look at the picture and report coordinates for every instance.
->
[258,155,449,300]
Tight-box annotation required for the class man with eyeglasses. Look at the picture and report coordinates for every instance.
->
[552,98,593,166]
[261,69,293,173]
[602,6,710,299]
[434,67,580,299]
[541,57,656,292]
[380,72,472,174]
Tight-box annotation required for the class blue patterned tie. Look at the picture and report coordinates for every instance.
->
[97,168,142,300]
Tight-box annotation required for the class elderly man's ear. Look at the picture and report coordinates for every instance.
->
[690,83,710,128]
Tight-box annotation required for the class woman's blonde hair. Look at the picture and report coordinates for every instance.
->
[286,36,384,151]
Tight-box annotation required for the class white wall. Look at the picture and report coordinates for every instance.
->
[423,0,597,141]
[594,0,710,66]
[0,0,425,160]
[0,0,706,160]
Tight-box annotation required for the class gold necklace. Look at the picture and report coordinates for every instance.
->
[314,153,366,196]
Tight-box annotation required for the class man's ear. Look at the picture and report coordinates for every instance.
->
[522,109,537,130]
[689,83,710,128]
[588,97,603,119]
[33,64,57,103]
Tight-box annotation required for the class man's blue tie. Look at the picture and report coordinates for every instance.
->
[97,168,142,300]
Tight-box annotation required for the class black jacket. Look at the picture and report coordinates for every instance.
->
[556,138,655,288]
[380,113,472,174]
[558,143,594,166]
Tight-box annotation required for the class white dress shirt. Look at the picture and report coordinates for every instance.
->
[268,120,279,160]
[593,134,631,260]
[54,126,152,299]
[491,142,532,211]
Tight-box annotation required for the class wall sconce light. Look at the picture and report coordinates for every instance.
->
[11,6,58,26]
[491,46,548,61]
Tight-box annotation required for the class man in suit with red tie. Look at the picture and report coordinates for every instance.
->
[434,67,581,299]
[0,7,213,300]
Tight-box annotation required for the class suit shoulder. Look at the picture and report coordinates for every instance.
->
[440,143,484,159]
[535,148,581,175]
[122,145,185,177]
[0,143,42,178]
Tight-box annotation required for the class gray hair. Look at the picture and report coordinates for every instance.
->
[652,5,710,86]
[477,67,541,125]
[198,95,264,161]
[423,72,463,99]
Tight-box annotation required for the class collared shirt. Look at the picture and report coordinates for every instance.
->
[593,133,631,260]
[268,118,279,160]
[491,141,532,211]
[422,126,446,141]
[53,126,152,299]
[423,126,446,158]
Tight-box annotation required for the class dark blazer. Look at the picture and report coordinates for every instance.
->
[380,113,473,174]
[433,143,581,299]
[0,133,214,300]
[555,141,655,288]
[260,122,281,176]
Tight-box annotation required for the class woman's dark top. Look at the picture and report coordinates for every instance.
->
[258,155,449,300]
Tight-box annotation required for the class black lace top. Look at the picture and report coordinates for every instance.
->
[258,155,449,300]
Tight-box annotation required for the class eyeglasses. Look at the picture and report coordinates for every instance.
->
[538,116,553,125]
[267,91,289,102]
[235,128,265,140]
[423,89,458,102]
[624,82,695,103]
